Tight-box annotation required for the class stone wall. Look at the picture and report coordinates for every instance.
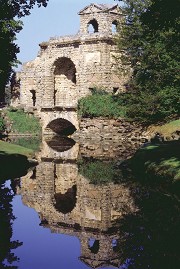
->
[72,117,148,159]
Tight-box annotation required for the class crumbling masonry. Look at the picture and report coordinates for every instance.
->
[14,3,126,134]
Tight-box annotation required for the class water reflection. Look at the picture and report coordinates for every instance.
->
[0,180,22,268]
[14,136,139,268]
[1,136,180,269]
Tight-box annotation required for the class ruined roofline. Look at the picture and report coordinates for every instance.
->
[39,33,116,48]
[78,3,119,14]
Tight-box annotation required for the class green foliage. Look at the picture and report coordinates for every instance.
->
[6,109,41,134]
[79,159,116,185]
[131,141,180,195]
[117,0,180,123]
[0,115,5,133]
[78,90,126,118]
[0,0,49,100]
[0,180,23,267]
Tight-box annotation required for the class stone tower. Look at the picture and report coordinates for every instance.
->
[15,3,125,134]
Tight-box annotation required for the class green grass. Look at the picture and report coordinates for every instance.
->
[6,108,41,134]
[148,119,180,137]
[0,140,34,157]
[131,141,180,195]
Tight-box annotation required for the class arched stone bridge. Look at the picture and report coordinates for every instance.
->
[40,108,79,135]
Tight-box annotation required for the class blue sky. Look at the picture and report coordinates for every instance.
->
[16,0,120,69]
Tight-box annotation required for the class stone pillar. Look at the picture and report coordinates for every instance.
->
[42,76,54,107]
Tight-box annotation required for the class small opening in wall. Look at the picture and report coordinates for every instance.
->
[30,89,36,106]
[113,87,119,94]
[112,20,118,33]
[30,167,36,179]
[88,239,100,254]
[112,239,118,252]
[88,19,99,33]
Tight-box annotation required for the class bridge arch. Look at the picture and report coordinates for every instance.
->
[45,118,77,135]
[52,57,77,107]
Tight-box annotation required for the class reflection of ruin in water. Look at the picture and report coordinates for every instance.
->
[17,136,139,268]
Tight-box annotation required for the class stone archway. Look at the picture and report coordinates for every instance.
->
[87,19,99,33]
[46,118,77,135]
[53,57,77,107]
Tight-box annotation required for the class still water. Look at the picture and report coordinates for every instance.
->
[0,136,179,269]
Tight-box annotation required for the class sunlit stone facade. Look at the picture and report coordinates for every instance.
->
[14,4,126,134]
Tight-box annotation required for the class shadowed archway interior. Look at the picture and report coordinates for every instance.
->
[46,118,77,136]
[46,136,75,152]
[54,185,77,214]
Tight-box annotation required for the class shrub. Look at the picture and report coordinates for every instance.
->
[78,90,126,118]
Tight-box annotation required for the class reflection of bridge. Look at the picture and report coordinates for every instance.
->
[18,136,138,269]
[14,4,125,135]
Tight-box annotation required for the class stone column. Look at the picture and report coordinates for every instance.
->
[42,76,54,108]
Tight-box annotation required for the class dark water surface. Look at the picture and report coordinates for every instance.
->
[0,137,179,269]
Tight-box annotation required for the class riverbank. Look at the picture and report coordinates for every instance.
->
[0,140,37,181]
[0,107,41,136]
[129,140,180,196]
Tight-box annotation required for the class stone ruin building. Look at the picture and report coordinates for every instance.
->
[13,3,125,134]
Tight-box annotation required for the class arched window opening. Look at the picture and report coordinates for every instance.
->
[112,20,118,33]
[53,57,77,107]
[30,89,36,106]
[54,185,77,214]
[88,239,100,254]
[53,57,76,84]
[88,19,99,33]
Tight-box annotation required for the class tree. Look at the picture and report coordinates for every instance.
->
[0,180,23,268]
[0,0,49,101]
[116,0,180,124]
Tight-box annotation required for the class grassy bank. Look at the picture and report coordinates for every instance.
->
[0,140,36,181]
[147,119,180,138]
[6,108,41,135]
[0,140,34,157]
[130,141,180,196]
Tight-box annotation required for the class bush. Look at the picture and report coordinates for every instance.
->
[78,90,126,118]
